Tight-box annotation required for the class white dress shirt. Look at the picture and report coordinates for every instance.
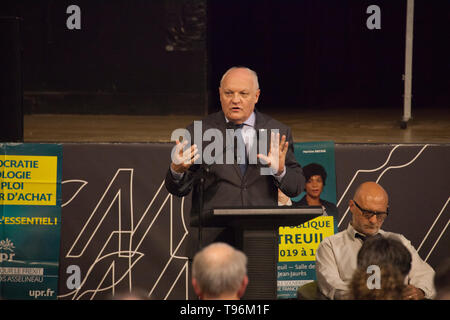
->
[316,223,436,299]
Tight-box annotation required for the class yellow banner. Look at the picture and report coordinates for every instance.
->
[0,155,58,205]
[279,216,335,261]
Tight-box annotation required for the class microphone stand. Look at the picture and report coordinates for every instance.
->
[178,164,208,251]
[197,166,207,250]
[179,122,238,252]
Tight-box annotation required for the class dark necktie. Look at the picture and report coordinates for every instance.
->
[355,233,366,242]
[228,123,248,176]
[355,233,382,242]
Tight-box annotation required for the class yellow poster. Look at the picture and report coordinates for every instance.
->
[279,216,336,261]
[0,155,58,206]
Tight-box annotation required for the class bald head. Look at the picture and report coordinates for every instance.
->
[199,242,238,267]
[220,67,259,90]
[350,182,389,236]
[219,66,261,124]
[354,182,389,209]
[192,242,248,299]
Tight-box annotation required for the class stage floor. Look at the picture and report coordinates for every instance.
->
[24,108,450,144]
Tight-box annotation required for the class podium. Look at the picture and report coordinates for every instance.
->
[212,206,322,299]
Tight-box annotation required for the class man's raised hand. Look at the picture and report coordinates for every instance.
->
[257,132,288,176]
[171,140,199,173]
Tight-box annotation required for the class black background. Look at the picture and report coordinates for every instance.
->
[208,0,450,113]
[1,0,449,115]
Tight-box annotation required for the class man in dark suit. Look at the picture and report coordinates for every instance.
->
[165,66,304,233]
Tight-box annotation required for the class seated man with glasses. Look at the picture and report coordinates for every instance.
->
[315,181,435,300]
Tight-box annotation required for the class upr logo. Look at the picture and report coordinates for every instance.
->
[29,288,55,299]
[0,238,16,262]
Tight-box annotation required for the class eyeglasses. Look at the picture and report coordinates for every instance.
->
[353,200,389,221]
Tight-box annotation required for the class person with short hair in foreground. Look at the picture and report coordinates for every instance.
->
[192,242,248,300]
[434,257,450,300]
[349,236,412,300]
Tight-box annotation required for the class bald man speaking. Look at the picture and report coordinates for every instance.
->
[316,181,436,300]
[165,66,304,230]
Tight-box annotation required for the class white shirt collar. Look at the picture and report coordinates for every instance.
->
[225,112,255,128]
[347,223,385,241]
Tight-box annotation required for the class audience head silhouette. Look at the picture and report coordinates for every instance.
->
[192,242,248,300]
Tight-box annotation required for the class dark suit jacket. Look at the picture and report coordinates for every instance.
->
[165,110,304,225]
